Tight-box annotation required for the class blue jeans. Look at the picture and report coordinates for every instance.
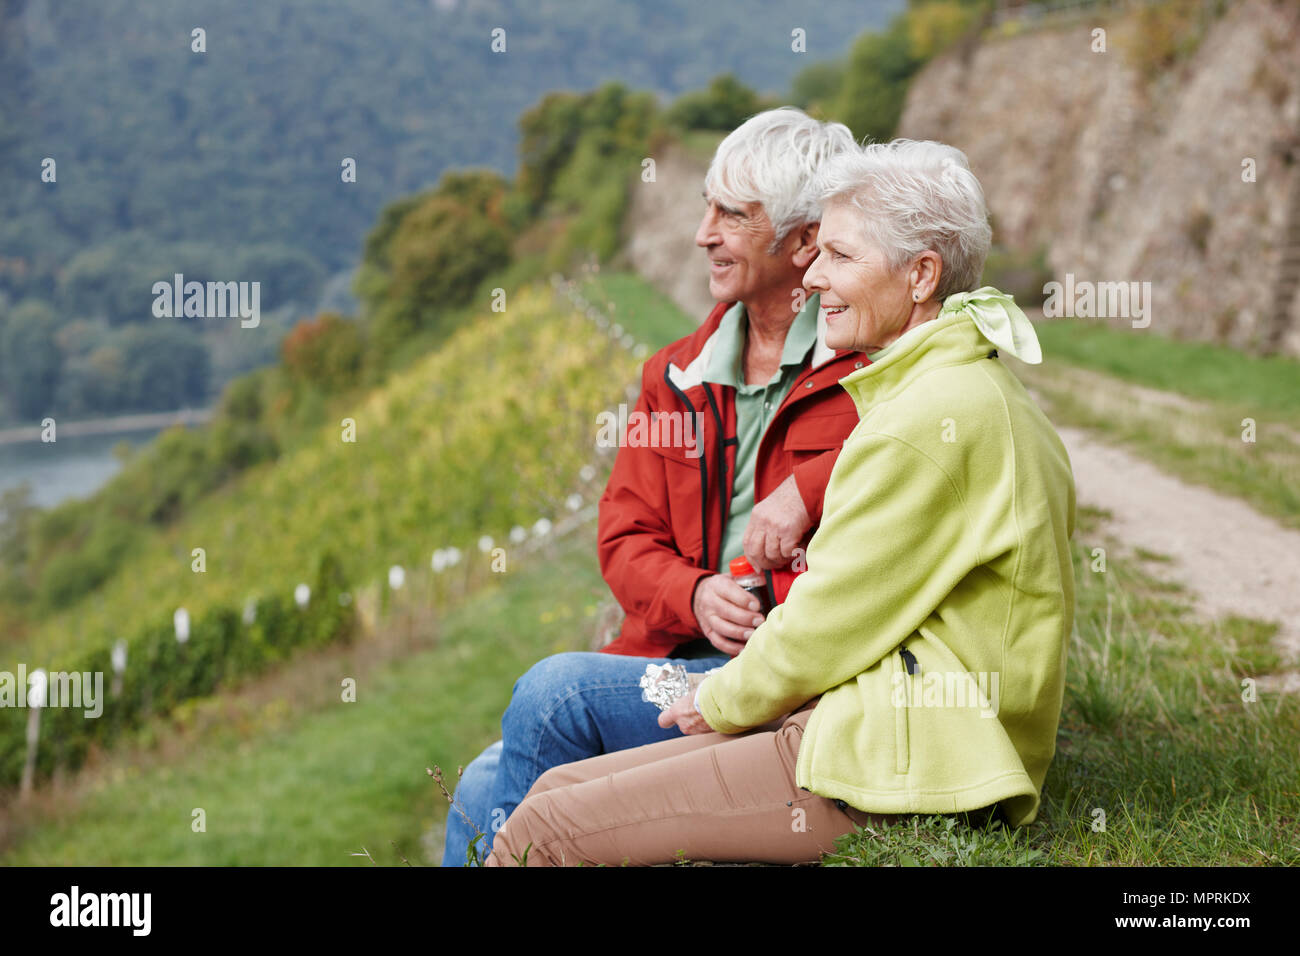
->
[441,650,728,866]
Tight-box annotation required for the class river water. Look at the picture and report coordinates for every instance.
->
[0,427,165,509]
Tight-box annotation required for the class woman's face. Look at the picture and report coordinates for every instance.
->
[803,201,917,354]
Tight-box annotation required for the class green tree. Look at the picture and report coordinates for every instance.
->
[831,18,920,144]
[0,483,35,607]
[233,243,326,311]
[117,324,211,411]
[280,312,364,389]
[0,300,61,419]
[515,92,588,213]
[359,170,512,342]
[789,59,847,114]
[665,74,763,132]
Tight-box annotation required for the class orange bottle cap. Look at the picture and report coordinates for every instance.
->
[729,556,756,577]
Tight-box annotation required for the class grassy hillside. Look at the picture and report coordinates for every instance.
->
[1,527,607,865]
[0,279,649,788]
[7,504,1295,865]
[13,283,638,669]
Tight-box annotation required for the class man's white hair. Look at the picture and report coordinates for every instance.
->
[813,139,993,300]
[704,107,858,253]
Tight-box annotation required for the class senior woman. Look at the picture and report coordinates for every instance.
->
[485,139,1076,866]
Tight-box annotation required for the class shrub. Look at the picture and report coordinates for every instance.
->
[281,312,364,389]
[665,74,764,132]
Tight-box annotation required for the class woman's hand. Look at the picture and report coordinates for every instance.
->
[657,685,714,735]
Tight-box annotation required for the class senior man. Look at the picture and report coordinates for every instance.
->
[442,107,869,866]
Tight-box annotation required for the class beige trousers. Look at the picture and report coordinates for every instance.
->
[484,700,892,867]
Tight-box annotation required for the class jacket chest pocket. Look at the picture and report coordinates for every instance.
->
[783,411,854,464]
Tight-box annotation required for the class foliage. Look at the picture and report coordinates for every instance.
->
[905,0,980,61]
[664,74,766,132]
[824,0,987,144]
[1118,0,1217,83]
[0,0,887,426]
[280,312,364,390]
[114,324,211,411]
[788,59,848,115]
[7,281,639,671]
[0,299,60,418]
[515,93,588,215]
[539,84,662,271]
[355,170,512,347]
[830,16,922,144]
[1,281,637,787]
[0,484,35,606]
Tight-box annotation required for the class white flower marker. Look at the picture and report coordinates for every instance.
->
[27,668,47,709]
[111,639,128,698]
[388,565,405,590]
[174,608,191,644]
[20,669,48,797]
[294,583,311,609]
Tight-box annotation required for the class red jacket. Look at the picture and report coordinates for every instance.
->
[597,300,870,657]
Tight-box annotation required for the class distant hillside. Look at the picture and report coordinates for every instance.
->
[0,0,900,425]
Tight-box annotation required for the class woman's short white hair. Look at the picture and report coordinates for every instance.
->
[704,107,858,253]
[814,139,993,299]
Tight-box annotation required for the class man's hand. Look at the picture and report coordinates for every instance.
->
[657,686,713,735]
[692,575,766,656]
[743,473,812,571]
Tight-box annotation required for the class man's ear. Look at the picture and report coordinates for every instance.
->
[790,221,820,269]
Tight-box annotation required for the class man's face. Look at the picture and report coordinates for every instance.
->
[695,191,791,304]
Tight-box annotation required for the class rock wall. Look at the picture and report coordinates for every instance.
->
[898,0,1300,355]
[620,140,718,323]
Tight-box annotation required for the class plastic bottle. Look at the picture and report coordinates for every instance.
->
[729,556,773,617]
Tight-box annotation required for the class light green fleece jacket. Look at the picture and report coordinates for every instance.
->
[696,303,1076,826]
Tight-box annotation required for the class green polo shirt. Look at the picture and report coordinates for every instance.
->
[702,293,819,572]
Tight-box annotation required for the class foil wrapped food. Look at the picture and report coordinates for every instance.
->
[639,662,691,711]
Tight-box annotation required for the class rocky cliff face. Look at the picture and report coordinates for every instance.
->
[899,0,1300,355]
[620,140,718,323]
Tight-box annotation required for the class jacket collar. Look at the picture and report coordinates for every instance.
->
[668,294,841,391]
[838,309,992,416]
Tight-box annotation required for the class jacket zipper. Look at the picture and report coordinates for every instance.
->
[896,648,916,775]
[702,383,729,572]
[662,365,711,574]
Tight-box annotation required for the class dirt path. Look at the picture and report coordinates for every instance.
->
[1057,425,1300,691]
